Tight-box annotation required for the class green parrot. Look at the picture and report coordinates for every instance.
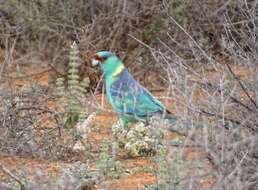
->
[92,51,176,127]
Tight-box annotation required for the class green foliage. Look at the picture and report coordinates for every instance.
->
[170,151,183,187]
[145,147,183,190]
[56,42,90,128]
[154,145,170,190]
[56,78,65,96]
[96,141,123,179]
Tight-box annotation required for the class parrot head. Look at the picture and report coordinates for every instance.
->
[92,51,125,77]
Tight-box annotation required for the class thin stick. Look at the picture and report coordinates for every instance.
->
[225,62,258,110]
[168,16,218,71]
[0,165,25,190]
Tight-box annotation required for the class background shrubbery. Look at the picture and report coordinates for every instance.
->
[1,0,256,85]
[0,0,258,189]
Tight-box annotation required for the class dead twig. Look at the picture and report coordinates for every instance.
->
[225,62,258,110]
[0,165,25,190]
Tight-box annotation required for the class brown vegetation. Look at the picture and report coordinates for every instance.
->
[0,0,258,189]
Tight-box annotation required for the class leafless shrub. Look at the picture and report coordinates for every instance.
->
[0,0,164,83]
[0,88,82,160]
[143,0,258,189]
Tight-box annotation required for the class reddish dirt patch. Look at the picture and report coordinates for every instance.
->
[88,112,118,143]
[0,63,224,189]
[120,157,153,168]
[108,173,155,190]
[1,65,53,90]
[107,173,156,190]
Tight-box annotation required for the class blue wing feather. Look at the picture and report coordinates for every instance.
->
[109,69,166,118]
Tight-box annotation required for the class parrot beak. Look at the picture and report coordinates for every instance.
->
[92,59,100,66]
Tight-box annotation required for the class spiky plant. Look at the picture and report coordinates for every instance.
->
[96,141,123,179]
[56,42,90,128]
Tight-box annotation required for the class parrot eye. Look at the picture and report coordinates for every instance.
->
[92,51,114,66]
